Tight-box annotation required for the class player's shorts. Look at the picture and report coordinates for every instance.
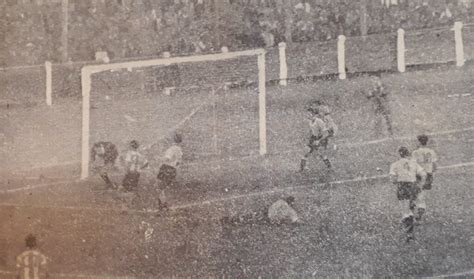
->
[423,173,433,190]
[157,164,177,184]
[416,173,434,190]
[308,135,328,152]
[122,171,140,192]
[396,182,420,201]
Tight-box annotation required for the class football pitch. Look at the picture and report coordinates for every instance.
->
[1,66,474,278]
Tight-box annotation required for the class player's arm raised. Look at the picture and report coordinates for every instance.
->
[432,151,438,173]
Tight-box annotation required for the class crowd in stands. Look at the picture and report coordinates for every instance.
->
[1,0,473,65]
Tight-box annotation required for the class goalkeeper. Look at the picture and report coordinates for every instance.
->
[91,141,119,189]
[156,133,183,209]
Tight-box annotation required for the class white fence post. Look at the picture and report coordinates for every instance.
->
[453,21,465,67]
[337,35,346,80]
[397,28,406,73]
[45,61,52,106]
[162,51,173,95]
[278,42,288,86]
[258,53,267,156]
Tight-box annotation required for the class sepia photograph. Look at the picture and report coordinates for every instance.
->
[0,0,473,278]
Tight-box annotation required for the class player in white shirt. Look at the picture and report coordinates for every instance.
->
[389,146,426,242]
[412,135,438,221]
[156,133,183,209]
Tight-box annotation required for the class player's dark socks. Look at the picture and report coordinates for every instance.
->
[402,216,415,234]
[159,201,169,211]
[100,173,115,189]
[299,158,307,172]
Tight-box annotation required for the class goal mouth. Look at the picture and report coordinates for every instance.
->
[81,49,267,179]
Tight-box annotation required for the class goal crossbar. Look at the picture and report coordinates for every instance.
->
[80,48,267,179]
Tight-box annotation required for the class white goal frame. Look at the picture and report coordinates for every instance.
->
[80,49,267,179]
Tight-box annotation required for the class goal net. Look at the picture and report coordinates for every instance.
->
[80,49,267,179]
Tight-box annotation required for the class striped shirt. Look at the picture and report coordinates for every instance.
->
[412,147,438,173]
[123,150,148,173]
[16,250,48,279]
[309,116,327,139]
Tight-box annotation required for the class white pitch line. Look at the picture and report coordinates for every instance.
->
[4,126,474,195]
[9,125,474,177]
[1,161,472,214]
[0,180,72,194]
[422,268,474,279]
[0,269,136,279]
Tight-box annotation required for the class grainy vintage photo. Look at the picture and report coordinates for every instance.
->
[1,0,473,278]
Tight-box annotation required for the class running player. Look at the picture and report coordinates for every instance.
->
[156,133,183,209]
[121,140,149,192]
[91,141,119,189]
[299,104,336,172]
[412,134,438,221]
[16,234,49,279]
[389,146,426,242]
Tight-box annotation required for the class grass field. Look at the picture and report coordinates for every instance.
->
[1,64,473,278]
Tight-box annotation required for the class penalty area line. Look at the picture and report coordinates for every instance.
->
[0,180,72,194]
[2,161,471,214]
[0,269,136,279]
[422,268,474,279]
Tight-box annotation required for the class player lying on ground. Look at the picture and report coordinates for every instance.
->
[389,146,426,242]
[299,102,337,172]
[220,196,301,226]
[121,140,149,192]
[91,141,119,189]
[268,196,301,225]
[16,234,50,279]
[412,134,438,221]
[156,133,183,209]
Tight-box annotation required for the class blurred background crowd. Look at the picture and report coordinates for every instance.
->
[1,0,473,65]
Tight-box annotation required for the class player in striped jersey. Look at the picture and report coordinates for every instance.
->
[412,135,438,221]
[16,234,49,279]
[120,140,149,192]
[390,147,426,242]
[299,104,337,172]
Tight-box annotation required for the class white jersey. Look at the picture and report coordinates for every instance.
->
[390,158,426,183]
[268,199,299,223]
[164,145,183,168]
[412,147,437,173]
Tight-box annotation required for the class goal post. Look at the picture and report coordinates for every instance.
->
[80,49,267,179]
